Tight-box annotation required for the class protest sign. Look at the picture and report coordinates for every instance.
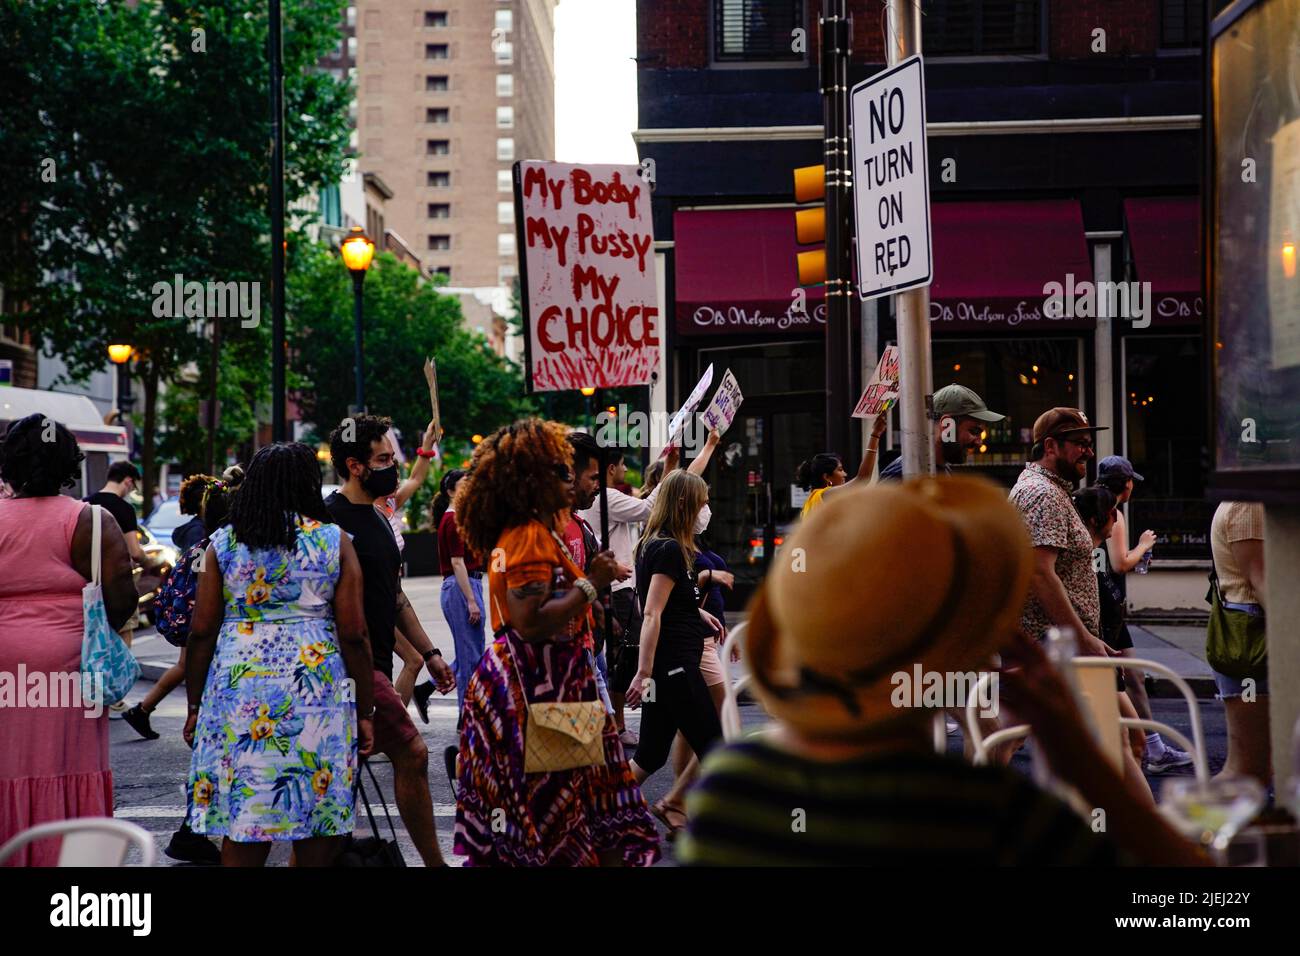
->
[852,345,900,418]
[662,363,714,454]
[515,161,660,392]
[701,368,743,435]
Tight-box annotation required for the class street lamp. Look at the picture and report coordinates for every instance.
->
[580,386,596,432]
[107,343,134,416]
[341,226,376,414]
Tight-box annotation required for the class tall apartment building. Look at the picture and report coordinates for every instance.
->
[355,0,558,298]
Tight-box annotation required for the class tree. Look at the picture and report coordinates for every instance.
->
[0,0,352,512]
[288,244,533,460]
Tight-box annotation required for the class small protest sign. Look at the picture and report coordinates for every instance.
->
[662,363,714,454]
[852,345,901,418]
[515,161,660,392]
[701,368,744,435]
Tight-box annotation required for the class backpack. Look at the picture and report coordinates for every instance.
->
[155,538,209,647]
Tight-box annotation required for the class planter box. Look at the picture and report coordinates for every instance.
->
[403,531,439,577]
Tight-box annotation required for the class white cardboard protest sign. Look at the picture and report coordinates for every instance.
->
[516,161,660,392]
[662,363,714,454]
[701,368,744,435]
[852,345,901,419]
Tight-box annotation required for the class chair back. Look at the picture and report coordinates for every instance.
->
[0,818,157,867]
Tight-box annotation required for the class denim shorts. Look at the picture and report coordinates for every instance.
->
[1212,668,1269,700]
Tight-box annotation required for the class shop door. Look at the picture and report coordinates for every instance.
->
[702,397,825,609]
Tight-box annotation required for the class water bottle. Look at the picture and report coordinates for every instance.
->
[1135,546,1153,574]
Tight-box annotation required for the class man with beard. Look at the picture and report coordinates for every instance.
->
[326,414,455,866]
[878,384,1005,480]
[1009,408,1115,660]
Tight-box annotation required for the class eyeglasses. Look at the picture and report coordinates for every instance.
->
[1062,436,1094,452]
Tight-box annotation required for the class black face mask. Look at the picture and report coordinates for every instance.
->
[362,464,399,498]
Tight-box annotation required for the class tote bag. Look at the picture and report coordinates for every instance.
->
[81,504,141,706]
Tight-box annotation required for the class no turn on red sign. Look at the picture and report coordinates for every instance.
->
[850,55,933,301]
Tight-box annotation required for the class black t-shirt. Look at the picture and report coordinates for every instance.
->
[635,536,710,672]
[325,491,400,679]
[85,491,138,535]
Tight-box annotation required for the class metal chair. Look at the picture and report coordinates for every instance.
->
[719,620,751,740]
[964,657,1209,786]
[0,817,158,867]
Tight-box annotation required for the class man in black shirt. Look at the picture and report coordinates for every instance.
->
[878,384,1004,480]
[85,460,146,566]
[326,414,454,867]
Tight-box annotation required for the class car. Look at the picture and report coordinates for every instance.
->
[143,496,185,550]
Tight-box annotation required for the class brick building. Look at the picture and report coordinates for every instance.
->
[636,0,1225,607]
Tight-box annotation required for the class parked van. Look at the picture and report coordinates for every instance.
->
[0,386,129,498]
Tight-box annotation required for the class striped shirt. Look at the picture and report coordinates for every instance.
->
[678,740,1120,866]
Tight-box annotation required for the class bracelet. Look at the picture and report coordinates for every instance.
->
[421,647,442,661]
[188,703,200,714]
[416,448,437,458]
[574,578,598,604]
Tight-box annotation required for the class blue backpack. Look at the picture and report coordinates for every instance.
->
[155,538,209,646]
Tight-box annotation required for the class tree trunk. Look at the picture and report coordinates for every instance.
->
[141,357,160,521]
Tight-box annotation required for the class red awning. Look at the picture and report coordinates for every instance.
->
[1124,197,1203,325]
[674,208,825,336]
[929,200,1094,330]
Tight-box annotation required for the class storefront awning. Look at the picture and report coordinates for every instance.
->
[929,200,1094,331]
[674,208,825,336]
[1124,197,1203,326]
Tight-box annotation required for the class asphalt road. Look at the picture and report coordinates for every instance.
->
[107,672,1226,867]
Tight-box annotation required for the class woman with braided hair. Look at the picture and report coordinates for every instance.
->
[452,419,661,867]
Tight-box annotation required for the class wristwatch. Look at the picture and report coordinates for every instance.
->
[421,647,443,661]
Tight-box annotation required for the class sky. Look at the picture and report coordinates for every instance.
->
[554,0,639,164]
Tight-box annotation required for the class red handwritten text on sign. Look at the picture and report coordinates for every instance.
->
[519,162,660,391]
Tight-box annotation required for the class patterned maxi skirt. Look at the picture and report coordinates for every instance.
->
[453,632,661,866]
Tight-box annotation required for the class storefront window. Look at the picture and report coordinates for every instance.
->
[925,338,1082,486]
[1122,335,1211,559]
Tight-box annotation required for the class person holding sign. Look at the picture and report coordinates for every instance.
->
[796,412,889,517]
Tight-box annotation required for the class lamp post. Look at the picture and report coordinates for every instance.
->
[341,226,376,414]
[580,386,596,432]
[107,344,134,456]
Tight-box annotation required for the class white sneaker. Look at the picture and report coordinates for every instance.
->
[1144,745,1194,774]
[618,728,639,748]
[108,700,128,713]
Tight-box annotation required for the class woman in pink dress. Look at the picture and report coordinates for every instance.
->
[0,414,137,865]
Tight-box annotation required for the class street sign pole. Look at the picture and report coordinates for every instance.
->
[821,0,853,460]
[886,0,934,478]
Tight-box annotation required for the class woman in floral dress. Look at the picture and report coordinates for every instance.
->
[184,443,374,867]
[452,419,660,866]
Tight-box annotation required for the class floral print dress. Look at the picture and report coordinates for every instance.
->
[187,517,357,842]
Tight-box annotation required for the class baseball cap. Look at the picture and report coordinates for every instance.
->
[1098,455,1144,482]
[1031,407,1108,444]
[931,384,1005,423]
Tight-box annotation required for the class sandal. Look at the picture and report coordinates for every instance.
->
[650,800,688,841]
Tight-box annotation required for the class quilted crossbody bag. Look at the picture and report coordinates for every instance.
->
[492,527,606,773]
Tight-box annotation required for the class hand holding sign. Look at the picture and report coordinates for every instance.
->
[422,357,443,444]
[853,345,901,419]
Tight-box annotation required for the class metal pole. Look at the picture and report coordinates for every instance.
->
[269,0,287,442]
[352,273,365,413]
[886,0,934,478]
[207,316,220,473]
[821,0,853,457]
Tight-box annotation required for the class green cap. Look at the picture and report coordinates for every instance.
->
[931,384,1005,423]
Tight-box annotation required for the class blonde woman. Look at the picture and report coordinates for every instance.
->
[625,470,725,788]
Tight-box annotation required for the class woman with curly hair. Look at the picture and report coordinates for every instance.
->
[0,414,137,865]
[451,419,661,867]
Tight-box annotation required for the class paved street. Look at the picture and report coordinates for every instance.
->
[108,576,1229,866]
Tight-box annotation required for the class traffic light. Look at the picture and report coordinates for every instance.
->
[793,164,826,286]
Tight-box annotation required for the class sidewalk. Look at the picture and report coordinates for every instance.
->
[132,577,1219,698]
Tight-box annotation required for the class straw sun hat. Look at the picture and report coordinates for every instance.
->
[746,474,1034,740]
